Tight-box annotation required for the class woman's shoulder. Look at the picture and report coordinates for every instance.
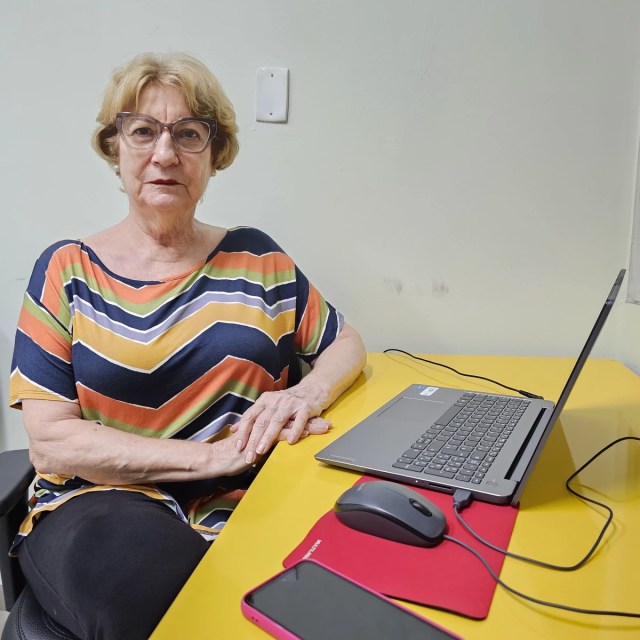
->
[23,240,86,296]
[34,239,84,268]
[223,226,287,255]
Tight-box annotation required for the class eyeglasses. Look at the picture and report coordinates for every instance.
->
[115,112,217,153]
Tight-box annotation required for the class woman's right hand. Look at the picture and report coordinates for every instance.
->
[208,432,260,477]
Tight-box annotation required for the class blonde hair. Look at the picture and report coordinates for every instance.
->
[92,52,239,176]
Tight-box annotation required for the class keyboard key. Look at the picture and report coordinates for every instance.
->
[441,447,469,457]
[423,468,455,479]
[435,405,463,426]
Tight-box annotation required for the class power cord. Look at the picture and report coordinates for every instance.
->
[442,534,639,618]
[448,436,640,617]
[383,348,543,399]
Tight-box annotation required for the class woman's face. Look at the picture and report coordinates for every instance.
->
[117,83,213,220]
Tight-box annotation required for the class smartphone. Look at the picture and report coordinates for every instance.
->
[241,560,462,640]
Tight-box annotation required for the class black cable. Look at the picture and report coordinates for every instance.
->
[447,437,640,617]
[383,348,543,399]
[563,436,640,508]
[452,489,611,572]
[453,437,640,571]
[443,534,640,618]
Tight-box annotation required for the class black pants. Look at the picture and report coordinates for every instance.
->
[18,490,209,640]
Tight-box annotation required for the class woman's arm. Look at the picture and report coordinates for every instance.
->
[22,399,257,485]
[232,322,367,463]
[20,322,365,484]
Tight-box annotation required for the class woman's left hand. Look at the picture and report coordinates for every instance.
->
[231,322,366,465]
[230,388,330,464]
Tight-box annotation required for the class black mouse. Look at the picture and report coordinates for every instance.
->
[333,481,447,547]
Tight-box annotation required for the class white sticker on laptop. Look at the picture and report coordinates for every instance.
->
[420,386,439,396]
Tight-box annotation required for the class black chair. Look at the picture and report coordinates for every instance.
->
[0,448,79,639]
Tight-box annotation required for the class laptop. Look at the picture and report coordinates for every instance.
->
[316,269,626,506]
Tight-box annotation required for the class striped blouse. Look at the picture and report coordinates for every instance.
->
[9,226,343,547]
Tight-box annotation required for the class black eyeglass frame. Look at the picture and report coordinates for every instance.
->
[115,112,217,153]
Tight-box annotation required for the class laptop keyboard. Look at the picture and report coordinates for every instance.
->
[393,393,530,484]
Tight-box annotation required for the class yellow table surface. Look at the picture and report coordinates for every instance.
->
[151,354,640,639]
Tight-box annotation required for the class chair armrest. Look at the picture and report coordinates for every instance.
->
[0,449,34,517]
[0,449,34,610]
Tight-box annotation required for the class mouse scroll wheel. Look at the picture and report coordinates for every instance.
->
[410,499,432,517]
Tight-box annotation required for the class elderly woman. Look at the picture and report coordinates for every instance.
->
[9,52,366,640]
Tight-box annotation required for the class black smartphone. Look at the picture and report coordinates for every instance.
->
[241,560,463,640]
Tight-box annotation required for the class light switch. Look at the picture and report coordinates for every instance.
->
[256,67,289,123]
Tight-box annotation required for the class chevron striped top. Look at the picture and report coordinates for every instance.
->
[9,226,343,546]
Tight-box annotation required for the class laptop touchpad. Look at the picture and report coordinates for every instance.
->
[378,397,444,422]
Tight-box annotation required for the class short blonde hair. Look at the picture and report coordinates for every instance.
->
[92,52,239,176]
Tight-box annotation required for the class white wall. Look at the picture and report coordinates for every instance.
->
[622,304,640,374]
[2,1,640,451]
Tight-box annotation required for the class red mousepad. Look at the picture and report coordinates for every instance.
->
[283,476,519,619]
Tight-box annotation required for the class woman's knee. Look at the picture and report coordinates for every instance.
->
[19,490,208,640]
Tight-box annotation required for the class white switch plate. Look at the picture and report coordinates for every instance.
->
[256,67,289,123]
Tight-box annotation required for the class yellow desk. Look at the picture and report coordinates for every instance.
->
[152,354,640,639]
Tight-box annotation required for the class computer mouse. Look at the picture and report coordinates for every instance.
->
[333,480,447,547]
